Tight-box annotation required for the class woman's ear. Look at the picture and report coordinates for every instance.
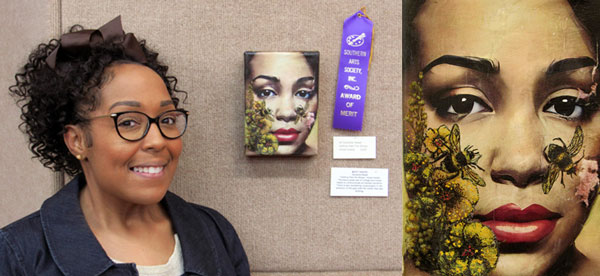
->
[64,125,88,160]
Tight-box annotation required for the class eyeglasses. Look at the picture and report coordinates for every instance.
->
[88,109,189,141]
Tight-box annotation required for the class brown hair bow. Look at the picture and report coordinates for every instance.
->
[46,15,147,69]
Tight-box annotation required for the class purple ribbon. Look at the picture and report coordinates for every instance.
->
[333,10,373,131]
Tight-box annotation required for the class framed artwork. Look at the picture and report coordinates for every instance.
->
[244,51,319,156]
[403,0,600,275]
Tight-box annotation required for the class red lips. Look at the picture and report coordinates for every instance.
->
[479,204,561,244]
[273,128,299,143]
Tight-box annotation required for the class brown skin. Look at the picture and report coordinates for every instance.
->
[406,0,600,275]
[64,63,182,265]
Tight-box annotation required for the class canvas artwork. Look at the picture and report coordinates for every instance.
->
[244,51,319,156]
[402,0,600,275]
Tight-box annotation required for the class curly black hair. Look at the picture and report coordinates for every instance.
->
[9,24,186,176]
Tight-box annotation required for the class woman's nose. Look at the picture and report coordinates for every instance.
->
[141,123,167,151]
[488,113,547,188]
[274,94,297,122]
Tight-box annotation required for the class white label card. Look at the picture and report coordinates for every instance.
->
[333,136,376,159]
[330,167,388,197]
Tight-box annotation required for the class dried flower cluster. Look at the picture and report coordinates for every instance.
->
[404,73,498,275]
[245,84,278,155]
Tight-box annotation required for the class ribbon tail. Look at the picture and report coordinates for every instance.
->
[98,15,124,42]
[123,33,147,63]
[46,46,60,69]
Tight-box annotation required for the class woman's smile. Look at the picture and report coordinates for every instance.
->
[130,165,166,178]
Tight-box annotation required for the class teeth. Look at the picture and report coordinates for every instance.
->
[133,166,164,174]
[496,225,538,233]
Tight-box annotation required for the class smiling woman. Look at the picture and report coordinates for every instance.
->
[403,0,600,275]
[0,16,250,275]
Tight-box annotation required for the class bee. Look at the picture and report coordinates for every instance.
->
[438,124,486,186]
[542,126,584,194]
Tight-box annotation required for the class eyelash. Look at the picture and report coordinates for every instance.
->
[542,95,594,121]
[430,93,597,122]
[254,88,316,100]
[295,89,315,99]
[255,89,277,99]
[432,94,492,121]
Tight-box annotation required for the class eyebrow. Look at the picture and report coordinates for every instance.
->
[421,55,500,75]
[252,75,280,83]
[160,100,174,107]
[109,100,174,110]
[295,76,315,85]
[109,101,140,110]
[546,57,596,75]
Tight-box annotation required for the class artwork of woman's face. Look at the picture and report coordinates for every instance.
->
[410,0,600,274]
[247,52,318,155]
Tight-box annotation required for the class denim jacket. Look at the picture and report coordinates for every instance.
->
[0,174,250,276]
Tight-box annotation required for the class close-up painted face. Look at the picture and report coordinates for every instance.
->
[406,0,600,275]
[79,63,183,205]
[247,52,318,155]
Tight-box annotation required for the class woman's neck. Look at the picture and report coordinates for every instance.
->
[79,183,169,232]
[79,180,176,265]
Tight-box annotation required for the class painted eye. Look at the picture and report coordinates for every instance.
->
[255,89,277,99]
[543,96,583,119]
[434,94,492,120]
[295,89,314,99]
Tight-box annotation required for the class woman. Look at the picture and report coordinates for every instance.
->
[403,0,600,275]
[244,51,319,156]
[0,16,250,275]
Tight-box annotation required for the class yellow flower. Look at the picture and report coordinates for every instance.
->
[252,100,263,112]
[438,222,498,276]
[257,134,278,155]
[469,259,486,276]
[454,259,468,274]
[480,247,498,269]
[424,125,451,156]
[437,176,479,223]
[404,152,432,193]
[245,84,255,108]
[404,196,444,273]
[258,118,272,134]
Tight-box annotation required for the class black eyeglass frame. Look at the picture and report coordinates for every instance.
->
[88,109,190,142]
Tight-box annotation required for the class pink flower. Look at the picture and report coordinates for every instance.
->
[576,159,599,206]
[576,83,598,101]
[305,112,315,129]
[577,88,591,101]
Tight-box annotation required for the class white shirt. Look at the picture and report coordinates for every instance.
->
[111,234,184,276]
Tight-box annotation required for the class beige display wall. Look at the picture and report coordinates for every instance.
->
[0,0,402,274]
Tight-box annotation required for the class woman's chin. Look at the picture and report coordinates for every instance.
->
[274,143,307,155]
[274,144,298,155]
[492,252,549,276]
[492,246,598,276]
